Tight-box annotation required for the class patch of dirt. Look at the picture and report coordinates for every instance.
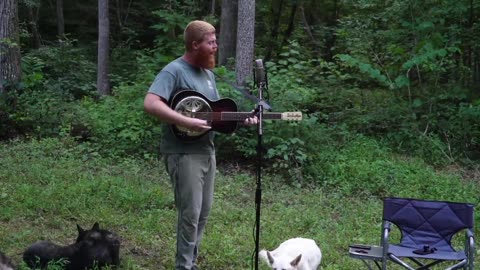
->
[441,164,480,184]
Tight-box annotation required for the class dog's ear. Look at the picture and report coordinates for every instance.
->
[92,222,100,230]
[267,251,275,265]
[77,224,85,234]
[290,254,302,267]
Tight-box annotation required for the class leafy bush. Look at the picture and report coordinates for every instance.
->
[7,88,73,138]
[23,40,97,99]
[150,0,205,57]
[214,51,323,182]
[0,92,20,140]
[1,41,98,139]
[3,41,167,157]
[80,82,162,158]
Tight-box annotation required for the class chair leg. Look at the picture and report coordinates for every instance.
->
[388,254,416,270]
[445,259,467,270]
[410,259,443,270]
[360,259,374,270]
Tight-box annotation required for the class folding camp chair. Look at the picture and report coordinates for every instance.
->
[381,197,475,270]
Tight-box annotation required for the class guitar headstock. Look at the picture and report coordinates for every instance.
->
[280,112,303,121]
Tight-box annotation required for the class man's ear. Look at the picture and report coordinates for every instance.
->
[192,40,199,50]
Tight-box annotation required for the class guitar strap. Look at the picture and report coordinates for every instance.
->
[211,70,272,111]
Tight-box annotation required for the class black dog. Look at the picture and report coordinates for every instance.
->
[0,251,15,270]
[23,222,120,270]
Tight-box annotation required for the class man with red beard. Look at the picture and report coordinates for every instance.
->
[144,20,256,270]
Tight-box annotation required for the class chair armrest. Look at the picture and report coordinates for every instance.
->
[383,221,391,229]
[381,221,391,247]
[381,221,391,270]
[465,228,475,270]
[466,228,474,251]
[466,228,474,238]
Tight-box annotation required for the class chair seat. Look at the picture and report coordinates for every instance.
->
[349,197,475,270]
[389,244,467,261]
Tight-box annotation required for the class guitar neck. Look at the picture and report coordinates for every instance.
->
[194,112,302,121]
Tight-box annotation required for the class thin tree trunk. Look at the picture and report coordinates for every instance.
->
[211,0,216,15]
[27,4,41,48]
[123,0,132,25]
[97,0,111,95]
[264,0,284,62]
[219,0,237,67]
[322,0,339,61]
[115,0,123,28]
[0,0,21,93]
[56,0,65,38]
[299,3,319,52]
[280,3,297,48]
[235,0,255,86]
[468,0,480,88]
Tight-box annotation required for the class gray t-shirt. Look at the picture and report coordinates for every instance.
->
[148,57,219,154]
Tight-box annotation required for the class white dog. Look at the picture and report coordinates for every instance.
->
[259,237,322,270]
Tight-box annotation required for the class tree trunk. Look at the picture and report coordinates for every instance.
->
[264,0,284,62]
[211,0,216,15]
[468,0,480,88]
[235,0,255,86]
[299,3,320,56]
[219,0,237,67]
[280,3,297,50]
[27,3,41,48]
[0,0,21,93]
[97,0,111,95]
[56,0,65,38]
[115,0,123,28]
[322,0,339,61]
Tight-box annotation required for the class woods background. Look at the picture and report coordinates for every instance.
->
[1,0,479,166]
[0,0,479,269]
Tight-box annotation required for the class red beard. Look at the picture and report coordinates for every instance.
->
[197,51,216,70]
[206,54,216,70]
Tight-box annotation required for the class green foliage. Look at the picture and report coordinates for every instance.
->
[377,88,480,165]
[4,42,164,157]
[80,83,162,158]
[3,0,479,188]
[5,42,97,139]
[134,49,175,82]
[335,54,391,87]
[151,0,206,57]
[2,0,479,266]
[6,87,72,138]
[336,0,469,90]
[0,38,20,53]
[23,40,97,99]
[0,92,18,140]
[215,48,324,181]
[20,54,45,89]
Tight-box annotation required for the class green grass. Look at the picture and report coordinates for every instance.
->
[0,137,478,269]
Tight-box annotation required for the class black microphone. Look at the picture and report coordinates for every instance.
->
[255,59,265,87]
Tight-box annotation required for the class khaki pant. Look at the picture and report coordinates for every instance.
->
[165,153,216,270]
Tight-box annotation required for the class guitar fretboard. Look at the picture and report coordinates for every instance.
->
[193,112,284,121]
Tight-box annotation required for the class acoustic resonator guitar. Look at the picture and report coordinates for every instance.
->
[169,90,302,141]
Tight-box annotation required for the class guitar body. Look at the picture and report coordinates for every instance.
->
[169,90,239,141]
[169,90,302,141]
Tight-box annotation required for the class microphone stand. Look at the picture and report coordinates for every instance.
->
[254,77,266,270]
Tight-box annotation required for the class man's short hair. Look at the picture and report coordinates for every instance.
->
[184,20,216,51]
